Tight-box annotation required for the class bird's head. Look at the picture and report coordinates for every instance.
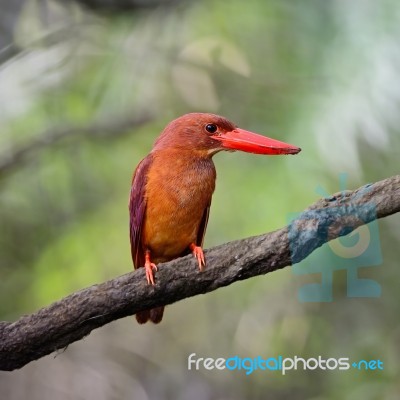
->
[153,113,301,156]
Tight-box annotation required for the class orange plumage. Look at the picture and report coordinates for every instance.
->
[129,113,301,324]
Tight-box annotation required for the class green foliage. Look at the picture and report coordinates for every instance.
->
[0,0,399,398]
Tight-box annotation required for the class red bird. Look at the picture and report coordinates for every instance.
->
[129,113,301,324]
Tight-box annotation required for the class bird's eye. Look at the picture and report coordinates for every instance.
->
[205,124,218,134]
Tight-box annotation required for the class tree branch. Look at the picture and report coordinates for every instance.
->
[70,0,182,12]
[0,112,154,178]
[1,175,399,371]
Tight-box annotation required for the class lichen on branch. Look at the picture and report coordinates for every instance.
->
[0,175,399,371]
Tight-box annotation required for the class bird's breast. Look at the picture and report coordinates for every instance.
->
[143,151,216,262]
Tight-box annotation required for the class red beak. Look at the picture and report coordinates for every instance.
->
[213,128,301,155]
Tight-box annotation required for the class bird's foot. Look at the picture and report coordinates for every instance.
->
[190,243,205,271]
[145,250,157,285]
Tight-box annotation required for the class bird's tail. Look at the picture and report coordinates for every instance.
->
[136,306,164,324]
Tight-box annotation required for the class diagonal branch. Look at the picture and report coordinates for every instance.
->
[0,175,399,371]
[0,112,154,178]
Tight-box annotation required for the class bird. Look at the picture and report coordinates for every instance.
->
[129,113,301,324]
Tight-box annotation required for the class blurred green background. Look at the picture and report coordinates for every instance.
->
[0,0,399,398]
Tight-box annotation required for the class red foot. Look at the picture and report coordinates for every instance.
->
[190,243,205,271]
[145,250,157,285]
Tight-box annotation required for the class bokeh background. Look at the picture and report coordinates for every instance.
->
[1,0,399,399]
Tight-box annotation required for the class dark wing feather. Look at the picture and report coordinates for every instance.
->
[129,154,153,269]
[196,203,211,247]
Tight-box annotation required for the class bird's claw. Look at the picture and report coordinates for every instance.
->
[190,243,205,271]
[145,262,157,285]
[145,250,157,285]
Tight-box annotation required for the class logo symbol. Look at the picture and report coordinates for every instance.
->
[287,174,382,302]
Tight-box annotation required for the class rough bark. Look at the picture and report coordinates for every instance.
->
[0,175,399,371]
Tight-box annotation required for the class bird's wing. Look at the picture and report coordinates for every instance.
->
[129,154,153,269]
[196,203,211,248]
